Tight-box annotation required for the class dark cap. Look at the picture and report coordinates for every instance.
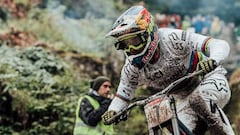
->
[90,76,110,91]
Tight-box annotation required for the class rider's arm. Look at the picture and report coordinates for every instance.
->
[202,38,230,64]
[108,61,139,112]
[159,28,230,64]
[189,33,230,64]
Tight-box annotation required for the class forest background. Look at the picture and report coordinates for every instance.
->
[0,0,240,135]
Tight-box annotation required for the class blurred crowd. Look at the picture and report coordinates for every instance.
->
[154,13,240,73]
[154,13,238,45]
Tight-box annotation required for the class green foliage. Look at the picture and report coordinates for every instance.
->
[14,0,29,5]
[1,0,239,134]
[0,45,62,90]
[0,1,119,134]
[1,8,76,52]
[0,44,87,134]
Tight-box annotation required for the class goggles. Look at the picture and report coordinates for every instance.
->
[114,31,148,56]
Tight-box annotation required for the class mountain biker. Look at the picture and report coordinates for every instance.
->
[101,5,235,135]
[73,76,114,135]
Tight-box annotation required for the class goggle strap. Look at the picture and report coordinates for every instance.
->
[117,30,146,39]
[119,34,137,41]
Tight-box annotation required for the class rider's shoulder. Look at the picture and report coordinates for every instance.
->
[158,28,184,35]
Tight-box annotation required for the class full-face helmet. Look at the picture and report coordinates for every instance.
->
[106,6,159,69]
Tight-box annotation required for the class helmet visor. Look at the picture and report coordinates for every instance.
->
[114,32,148,56]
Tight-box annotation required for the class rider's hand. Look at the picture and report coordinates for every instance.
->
[196,59,217,75]
[102,110,117,125]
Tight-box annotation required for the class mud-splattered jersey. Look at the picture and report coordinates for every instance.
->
[108,28,230,112]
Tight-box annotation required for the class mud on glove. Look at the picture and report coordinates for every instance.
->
[102,110,117,125]
[196,59,217,75]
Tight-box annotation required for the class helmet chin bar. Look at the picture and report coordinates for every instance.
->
[149,46,160,64]
[128,32,159,69]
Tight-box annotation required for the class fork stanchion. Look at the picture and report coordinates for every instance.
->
[169,95,180,135]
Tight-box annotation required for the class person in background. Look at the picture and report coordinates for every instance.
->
[102,5,235,135]
[73,76,114,135]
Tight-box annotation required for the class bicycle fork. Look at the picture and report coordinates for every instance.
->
[169,95,180,135]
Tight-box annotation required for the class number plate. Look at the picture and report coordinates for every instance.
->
[144,96,173,129]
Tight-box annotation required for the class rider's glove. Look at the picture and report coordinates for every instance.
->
[196,59,217,75]
[102,110,117,125]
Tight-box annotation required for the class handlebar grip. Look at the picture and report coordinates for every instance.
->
[104,102,139,125]
[105,110,127,125]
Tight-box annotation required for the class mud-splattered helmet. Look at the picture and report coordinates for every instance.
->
[106,6,159,69]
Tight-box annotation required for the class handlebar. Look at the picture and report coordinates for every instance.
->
[106,69,206,125]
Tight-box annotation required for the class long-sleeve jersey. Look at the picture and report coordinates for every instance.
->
[108,28,230,112]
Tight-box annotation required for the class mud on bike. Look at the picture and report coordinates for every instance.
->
[105,70,206,135]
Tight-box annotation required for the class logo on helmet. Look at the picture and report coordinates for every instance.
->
[142,32,158,64]
[136,9,150,30]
